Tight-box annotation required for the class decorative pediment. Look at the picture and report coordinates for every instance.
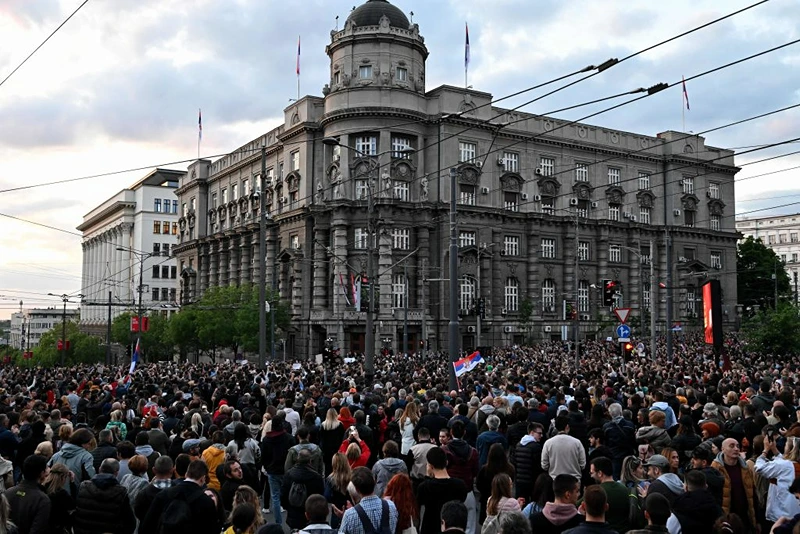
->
[391,160,416,181]
[286,171,301,192]
[637,190,656,208]
[605,186,626,205]
[180,267,196,278]
[456,163,482,185]
[537,177,560,197]
[572,182,593,200]
[682,194,699,211]
[708,199,726,216]
[677,258,709,274]
[350,157,378,179]
[500,172,523,192]
[278,247,303,261]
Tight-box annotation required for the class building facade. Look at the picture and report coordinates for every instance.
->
[9,308,79,350]
[173,0,739,359]
[77,169,184,335]
[736,213,800,296]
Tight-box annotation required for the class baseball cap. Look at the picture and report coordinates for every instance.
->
[644,454,669,468]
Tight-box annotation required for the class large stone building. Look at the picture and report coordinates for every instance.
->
[9,307,79,350]
[736,213,800,297]
[173,0,739,359]
[77,169,185,335]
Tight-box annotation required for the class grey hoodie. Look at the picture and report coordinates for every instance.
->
[657,473,685,494]
[49,443,96,494]
[372,457,408,497]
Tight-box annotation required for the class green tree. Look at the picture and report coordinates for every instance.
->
[111,312,135,345]
[738,236,791,310]
[742,303,800,355]
[32,322,104,367]
[518,297,535,343]
[140,313,174,361]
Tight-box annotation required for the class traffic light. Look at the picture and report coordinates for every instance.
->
[603,280,616,306]
[478,298,486,319]
[621,342,634,361]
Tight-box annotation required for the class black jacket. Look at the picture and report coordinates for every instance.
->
[671,489,723,533]
[416,413,448,443]
[261,429,296,475]
[513,438,544,487]
[48,485,77,534]
[507,422,529,461]
[72,474,136,534]
[4,480,50,534]
[281,464,325,529]
[91,442,118,471]
[140,480,220,534]
[602,418,636,460]
[133,482,169,521]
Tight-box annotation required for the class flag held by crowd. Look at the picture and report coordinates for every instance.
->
[129,338,140,375]
[454,350,484,377]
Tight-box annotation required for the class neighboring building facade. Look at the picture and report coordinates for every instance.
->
[77,169,185,335]
[173,0,739,359]
[736,213,800,296]
[9,308,79,350]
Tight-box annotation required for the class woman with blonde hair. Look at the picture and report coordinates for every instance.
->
[105,409,127,440]
[339,431,370,469]
[34,441,53,460]
[320,408,345,475]
[44,463,76,534]
[190,412,205,438]
[230,485,264,531]
[399,401,420,455]
[326,453,352,529]
[55,424,72,452]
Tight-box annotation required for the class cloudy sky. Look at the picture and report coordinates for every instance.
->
[0,0,799,319]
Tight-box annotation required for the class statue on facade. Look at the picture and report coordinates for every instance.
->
[382,171,392,198]
[420,176,429,201]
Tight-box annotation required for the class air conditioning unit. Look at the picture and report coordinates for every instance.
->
[706,191,712,198]
[623,212,630,219]
[533,195,542,202]
[673,209,681,216]
[569,198,579,206]
[544,325,552,332]
[630,215,637,222]
[591,201,599,209]
[500,307,508,315]
[521,193,529,200]
[581,314,591,321]
[497,157,505,166]
[481,187,490,194]
[503,326,514,333]
[280,197,288,204]
[467,326,476,333]
[534,168,543,176]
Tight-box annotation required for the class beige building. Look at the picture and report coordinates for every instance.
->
[173,0,739,359]
[736,213,800,296]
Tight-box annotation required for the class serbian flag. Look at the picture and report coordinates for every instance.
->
[296,36,301,76]
[453,350,484,377]
[129,338,140,375]
[339,273,351,306]
[198,109,202,140]
[682,76,690,110]
[464,23,470,69]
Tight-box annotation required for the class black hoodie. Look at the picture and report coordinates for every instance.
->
[261,429,296,474]
[671,489,723,533]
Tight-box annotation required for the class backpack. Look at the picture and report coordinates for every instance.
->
[354,499,392,534]
[159,488,204,534]
[288,480,308,508]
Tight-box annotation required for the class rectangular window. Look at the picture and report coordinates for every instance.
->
[291,235,300,249]
[333,71,340,85]
[459,184,476,205]
[162,221,170,234]
[354,228,369,249]
[643,287,651,312]
[153,221,161,234]
[541,238,556,259]
[684,210,695,228]
[162,243,170,257]
[504,236,519,256]
[459,141,476,163]
[539,156,554,176]
[392,274,406,309]
[170,288,177,301]
[211,192,218,209]
[355,179,369,200]
[578,241,589,261]
[359,65,373,79]
[542,279,556,310]
[578,280,589,312]
[355,135,377,156]
[392,228,410,250]
[793,253,798,263]
[710,252,722,269]
[608,168,621,186]
[172,200,178,214]
[780,234,788,243]
[396,67,408,82]
[154,199,162,213]
[182,202,187,216]
[278,162,284,179]
[266,168,274,184]
[709,182,720,199]
[682,176,694,195]
[575,163,589,182]
[161,266,170,279]
[541,197,554,215]
[782,254,787,262]
[171,266,177,279]
[152,266,160,278]
[710,215,721,231]
[242,179,250,196]
[190,197,196,212]
[504,192,518,212]
[152,288,159,301]
[608,205,620,221]
[391,136,411,158]
[641,247,651,265]
[161,288,169,302]
[393,181,409,201]
[638,171,650,190]
[505,279,519,312]
[171,223,178,235]
[459,231,476,248]
[232,184,239,201]
[291,151,300,171]
[289,191,298,204]
[502,152,519,172]
[640,207,651,224]
[152,243,160,255]
[609,244,622,263]
[221,188,228,204]
[793,233,799,243]
[768,235,776,244]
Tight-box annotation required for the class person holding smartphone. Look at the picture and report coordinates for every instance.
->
[338,427,370,469]
[754,433,800,530]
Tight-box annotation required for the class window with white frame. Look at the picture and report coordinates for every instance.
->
[290,235,300,250]
[782,254,787,262]
[459,231,476,248]
[640,207,651,224]
[638,171,650,190]
[265,168,274,184]
[686,286,698,316]
[232,184,239,201]
[641,247,651,265]
[459,141,476,163]
[578,241,589,261]
[575,163,589,182]
[392,228,410,250]
[172,200,178,214]
[609,205,620,221]
[768,235,776,244]
[355,179,369,200]
[502,152,519,172]
[359,65,373,79]
[710,214,721,231]
[459,184,476,205]
[781,234,788,243]
[540,157,554,176]
[542,279,556,310]
[504,236,519,256]
[793,253,798,263]
[391,136,411,159]
[396,67,408,82]
[354,228,369,249]
[793,232,799,243]
[242,179,250,196]
[211,193,218,209]
[190,197,196,212]
[392,274,406,309]
[682,176,694,195]
[504,192,519,212]
[578,280,589,312]
[291,151,300,171]
[505,278,519,312]
[355,135,377,156]
[541,238,556,259]
[541,197,554,215]
[643,287,651,311]
[709,182,720,199]
[609,244,622,263]
[608,168,621,186]
[460,276,476,314]
[221,188,228,204]
[154,199,162,213]
[393,181,409,201]
[278,162,284,179]
[710,252,722,269]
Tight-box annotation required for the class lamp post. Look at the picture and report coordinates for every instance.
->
[321,137,414,382]
[550,206,581,368]
[116,247,155,363]
[47,292,84,366]
[619,243,657,361]
[475,243,494,349]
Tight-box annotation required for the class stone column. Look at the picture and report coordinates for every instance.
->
[200,243,209,293]
[378,230,392,316]
[218,238,229,287]
[208,241,218,288]
[239,234,251,285]
[292,257,303,311]
[228,235,239,287]
[417,226,430,309]
[121,224,132,304]
[526,223,539,318]
[312,228,328,309]
[266,226,279,292]
[331,224,348,316]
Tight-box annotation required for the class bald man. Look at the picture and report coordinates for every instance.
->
[711,437,756,532]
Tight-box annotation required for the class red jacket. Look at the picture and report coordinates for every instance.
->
[339,439,370,468]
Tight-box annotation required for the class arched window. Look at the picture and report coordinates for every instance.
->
[460,276,476,314]
[505,277,519,312]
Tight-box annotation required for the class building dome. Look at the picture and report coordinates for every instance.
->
[347,0,410,29]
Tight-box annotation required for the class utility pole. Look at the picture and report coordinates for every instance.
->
[271,257,277,361]
[421,258,428,358]
[259,144,267,368]
[116,247,151,365]
[573,208,580,368]
[794,271,798,307]
[403,261,408,356]
[448,168,460,391]
[365,167,377,382]
[665,228,673,361]
[48,293,83,366]
[650,239,656,361]
[773,259,778,310]
[106,291,112,365]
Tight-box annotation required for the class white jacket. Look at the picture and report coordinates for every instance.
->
[754,454,800,522]
[400,417,416,455]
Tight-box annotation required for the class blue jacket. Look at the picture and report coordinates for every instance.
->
[476,430,508,465]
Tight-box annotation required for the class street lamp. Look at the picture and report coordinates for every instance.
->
[549,206,582,368]
[116,247,156,364]
[47,292,84,366]
[321,137,414,383]
[475,243,494,348]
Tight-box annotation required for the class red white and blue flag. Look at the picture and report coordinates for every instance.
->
[454,350,484,377]
[682,76,690,111]
[465,23,470,69]
[296,36,301,76]
[129,338,140,375]
[198,109,202,141]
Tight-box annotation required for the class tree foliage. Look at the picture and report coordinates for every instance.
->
[742,303,800,356]
[30,321,104,367]
[738,236,791,310]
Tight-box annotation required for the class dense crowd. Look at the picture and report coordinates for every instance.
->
[0,333,797,534]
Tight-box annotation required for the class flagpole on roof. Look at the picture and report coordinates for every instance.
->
[464,22,470,90]
[297,36,301,101]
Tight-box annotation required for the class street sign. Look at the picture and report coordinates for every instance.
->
[613,308,632,324]
[616,324,631,339]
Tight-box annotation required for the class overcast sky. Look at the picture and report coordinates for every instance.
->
[0,0,799,319]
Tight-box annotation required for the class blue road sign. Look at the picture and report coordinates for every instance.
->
[616,324,631,339]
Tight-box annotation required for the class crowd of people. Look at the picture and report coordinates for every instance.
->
[0,333,795,534]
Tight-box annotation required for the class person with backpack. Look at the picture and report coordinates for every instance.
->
[372,440,408,497]
[281,449,325,530]
[139,459,220,534]
[339,467,398,534]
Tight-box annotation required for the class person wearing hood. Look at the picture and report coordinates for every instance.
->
[15,419,47,469]
[133,432,160,479]
[49,427,96,496]
[72,458,136,534]
[753,433,800,527]
[202,431,227,491]
[285,426,324,475]
[650,391,678,430]
[371,440,407,497]
[750,380,776,415]
[644,455,684,506]
[513,422,544,503]
[711,438,757,532]
[636,411,671,454]
[666,470,723,534]
[261,411,296,526]
[530,474,584,534]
